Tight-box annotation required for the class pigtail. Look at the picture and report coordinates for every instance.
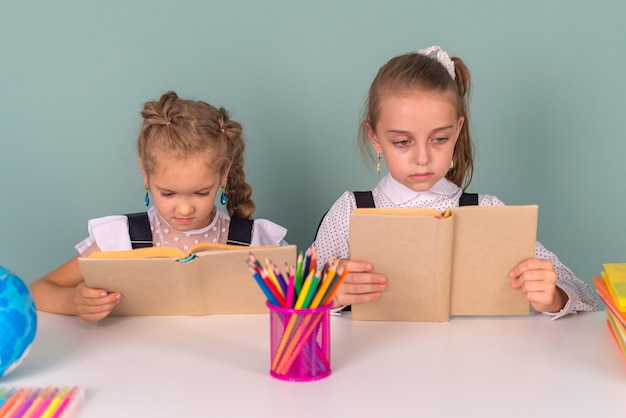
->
[447,57,474,190]
[221,109,255,219]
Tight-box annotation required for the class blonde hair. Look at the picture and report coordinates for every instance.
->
[138,91,255,219]
[358,51,474,189]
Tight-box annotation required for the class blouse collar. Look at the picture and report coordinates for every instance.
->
[151,205,220,235]
[378,174,460,205]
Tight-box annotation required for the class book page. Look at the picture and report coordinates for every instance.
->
[86,242,279,259]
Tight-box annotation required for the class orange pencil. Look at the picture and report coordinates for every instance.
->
[21,387,52,418]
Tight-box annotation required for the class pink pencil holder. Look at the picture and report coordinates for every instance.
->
[267,302,331,382]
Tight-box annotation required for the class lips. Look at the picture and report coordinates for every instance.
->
[410,172,432,180]
[174,218,193,224]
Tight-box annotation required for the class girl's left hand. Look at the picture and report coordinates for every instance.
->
[509,258,568,313]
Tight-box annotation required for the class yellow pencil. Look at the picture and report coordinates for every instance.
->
[294,269,315,309]
[40,387,69,418]
[265,258,285,299]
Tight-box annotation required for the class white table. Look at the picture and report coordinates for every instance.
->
[3,311,624,417]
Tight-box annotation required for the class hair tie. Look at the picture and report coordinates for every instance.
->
[165,121,171,126]
[220,128,225,133]
[418,45,456,80]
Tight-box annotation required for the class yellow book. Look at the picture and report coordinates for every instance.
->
[603,264,626,311]
[605,309,626,359]
[79,243,296,316]
[349,205,537,322]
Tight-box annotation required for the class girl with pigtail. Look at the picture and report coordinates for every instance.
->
[30,91,287,321]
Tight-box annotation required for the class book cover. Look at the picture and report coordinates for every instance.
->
[592,276,626,329]
[602,263,626,311]
[349,205,537,322]
[605,309,626,360]
[79,244,296,316]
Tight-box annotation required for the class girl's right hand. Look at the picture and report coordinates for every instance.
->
[333,260,386,307]
[74,282,121,322]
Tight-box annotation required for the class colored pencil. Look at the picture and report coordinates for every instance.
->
[302,272,321,309]
[286,267,296,308]
[270,260,289,297]
[294,251,304,296]
[265,258,287,298]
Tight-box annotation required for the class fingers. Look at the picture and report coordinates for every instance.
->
[509,258,554,280]
[333,259,386,307]
[509,258,565,313]
[75,282,121,321]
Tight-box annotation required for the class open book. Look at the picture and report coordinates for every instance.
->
[349,205,538,322]
[79,243,296,316]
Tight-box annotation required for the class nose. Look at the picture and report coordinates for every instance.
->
[176,199,194,216]
[413,141,429,166]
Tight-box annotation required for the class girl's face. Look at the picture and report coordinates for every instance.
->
[143,153,225,231]
[367,91,464,192]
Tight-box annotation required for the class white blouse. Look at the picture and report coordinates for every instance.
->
[75,205,288,256]
[313,174,597,319]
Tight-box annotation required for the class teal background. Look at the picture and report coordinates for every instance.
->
[1,1,625,302]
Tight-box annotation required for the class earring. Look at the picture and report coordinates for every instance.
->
[220,189,227,205]
[376,153,382,172]
[450,159,455,170]
[144,190,150,207]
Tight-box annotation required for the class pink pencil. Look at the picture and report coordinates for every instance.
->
[29,387,58,418]
[286,267,296,308]
[51,387,79,418]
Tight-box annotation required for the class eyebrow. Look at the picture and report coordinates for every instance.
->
[386,125,454,136]
[154,184,216,193]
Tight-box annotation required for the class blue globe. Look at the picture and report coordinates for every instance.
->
[0,266,37,377]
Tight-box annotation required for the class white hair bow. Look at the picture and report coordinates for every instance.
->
[418,45,456,80]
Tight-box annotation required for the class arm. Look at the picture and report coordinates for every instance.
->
[28,256,121,321]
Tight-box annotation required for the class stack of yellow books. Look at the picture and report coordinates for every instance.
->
[593,263,626,360]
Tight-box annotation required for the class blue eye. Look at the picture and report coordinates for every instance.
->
[393,139,410,147]
[433,137,448,144]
